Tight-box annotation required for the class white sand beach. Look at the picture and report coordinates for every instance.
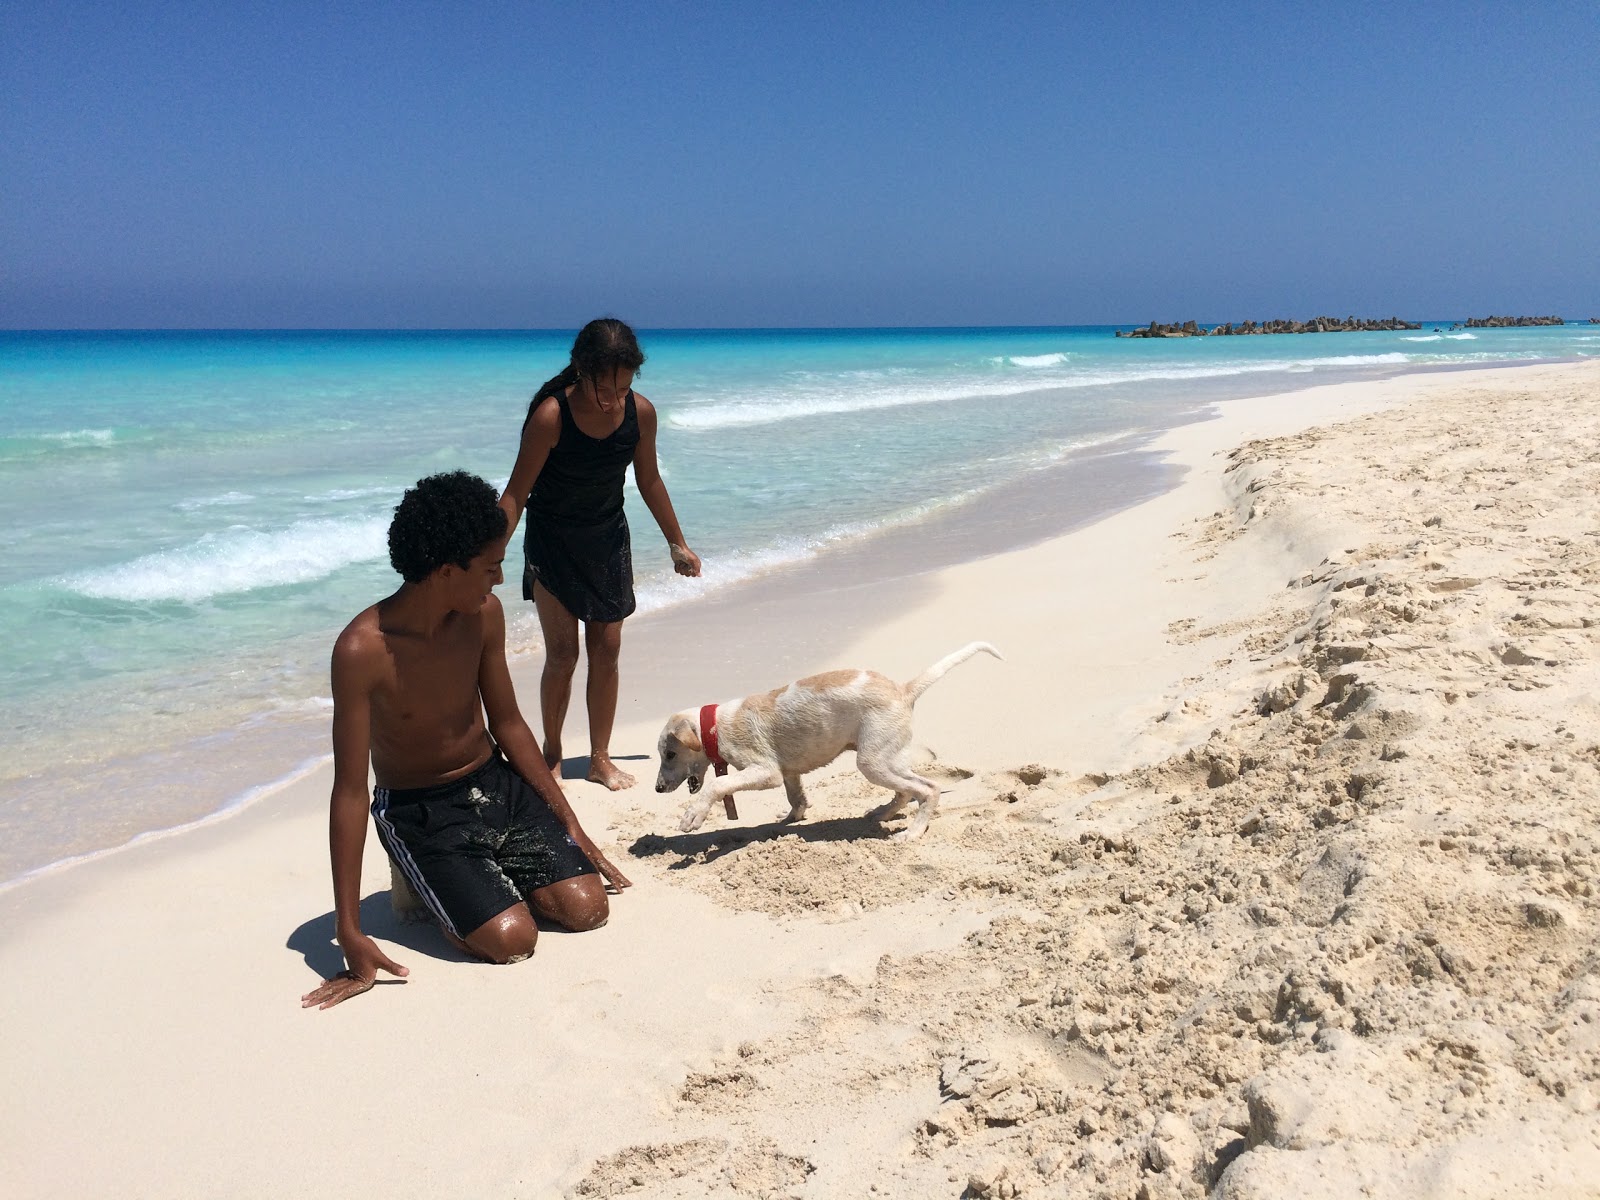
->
[2,360,1597,1199]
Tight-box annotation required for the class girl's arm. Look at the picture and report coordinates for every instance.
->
[631,395,701,577]
[497,398,561,550]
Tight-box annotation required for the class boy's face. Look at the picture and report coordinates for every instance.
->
[444,546,505,612]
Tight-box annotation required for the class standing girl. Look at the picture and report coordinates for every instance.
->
[499,318,701,790]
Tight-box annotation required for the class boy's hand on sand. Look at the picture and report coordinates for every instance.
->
[301,935,409,1010]
[669,544,701,577]
[586,845,633,893]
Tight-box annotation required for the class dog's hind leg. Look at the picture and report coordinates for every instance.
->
[891,767,943,841]
[866,788,913,824]
[858,753,941,840]
[781,773,809,823]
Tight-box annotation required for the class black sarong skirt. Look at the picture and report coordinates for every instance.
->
[523,511,636,624]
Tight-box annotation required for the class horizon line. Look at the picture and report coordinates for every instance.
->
[5,315,1585,336]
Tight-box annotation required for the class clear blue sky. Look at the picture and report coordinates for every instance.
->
[3,2,1596,328]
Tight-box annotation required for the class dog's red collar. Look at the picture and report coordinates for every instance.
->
[699,703,729,776]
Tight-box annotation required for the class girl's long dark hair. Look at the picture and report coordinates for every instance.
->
[528,319,646,420]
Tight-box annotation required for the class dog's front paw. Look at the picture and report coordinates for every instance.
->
[678,805,709,833]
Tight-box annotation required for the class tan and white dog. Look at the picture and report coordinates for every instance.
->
[654,642,1001,841]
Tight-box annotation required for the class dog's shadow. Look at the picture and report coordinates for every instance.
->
[555,753,649,782]
[629,811,901,868]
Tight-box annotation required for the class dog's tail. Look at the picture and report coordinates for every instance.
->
[904,641,1002,703]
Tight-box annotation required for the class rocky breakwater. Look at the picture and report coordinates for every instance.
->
[1460,315,1566,328]
[1116,317,1421,339]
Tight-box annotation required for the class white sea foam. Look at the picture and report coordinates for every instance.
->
[65,516,389,603]
[1008,352,1071,367]
[1291,353,1409,366]
[252,694,335,717]
[668,386,1014,429]
[37,428,115,444]
[175,490,255,511]
[307,484,404,503]
[625,433,1138,610]
[667,354,1416,430]
[623,490,990,620]
[1404,335,1443,342]
[630,543,823,616]
[1447,332,1477,340]
[1035,431,1144,464]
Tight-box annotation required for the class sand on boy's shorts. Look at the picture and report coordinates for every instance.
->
[371,750,596,935]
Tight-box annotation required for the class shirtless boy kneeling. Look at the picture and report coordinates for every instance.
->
[303,471,630,1011]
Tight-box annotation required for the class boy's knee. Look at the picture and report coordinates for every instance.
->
[466,909,539,964]
[485,926,539,964]
[534,877,610,932]
[562,894,610,932]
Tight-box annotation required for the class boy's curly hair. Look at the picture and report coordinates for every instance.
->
[387,471,507,584]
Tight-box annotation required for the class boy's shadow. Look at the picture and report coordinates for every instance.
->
[287,889,609,981]
[555,753,649,782]
[287,893,470,982]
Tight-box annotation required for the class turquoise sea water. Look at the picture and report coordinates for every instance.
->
[1,323,1593,884]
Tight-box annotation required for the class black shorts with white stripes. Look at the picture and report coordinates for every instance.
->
[371,750,596,939]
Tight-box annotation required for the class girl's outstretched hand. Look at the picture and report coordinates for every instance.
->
[669,544,702,578]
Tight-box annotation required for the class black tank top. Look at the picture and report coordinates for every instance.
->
[525,390,639,525]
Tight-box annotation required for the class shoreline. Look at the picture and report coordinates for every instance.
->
[1,359,1595,1198]
[1,354,1582,892]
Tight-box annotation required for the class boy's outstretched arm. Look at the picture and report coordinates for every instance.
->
[302,626,410,1010]
[477,596,633,892]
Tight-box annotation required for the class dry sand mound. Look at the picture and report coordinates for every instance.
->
[582,373,1600,1199]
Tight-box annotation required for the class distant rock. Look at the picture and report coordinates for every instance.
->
[1462,315,1565,327]
[1115,316,1421,339]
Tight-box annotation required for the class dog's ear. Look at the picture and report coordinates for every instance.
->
[672,713,702,754]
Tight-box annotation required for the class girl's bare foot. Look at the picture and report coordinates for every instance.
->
[587,753,636,791]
